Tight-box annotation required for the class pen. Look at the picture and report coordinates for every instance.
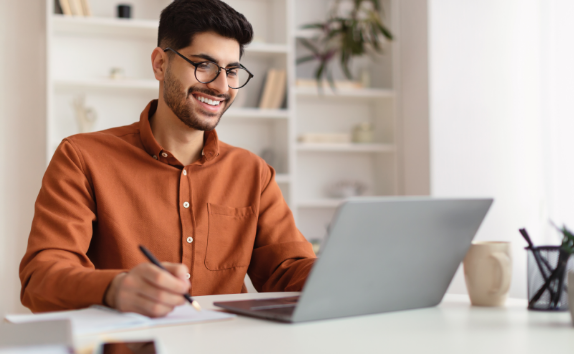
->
[138,245,202,311]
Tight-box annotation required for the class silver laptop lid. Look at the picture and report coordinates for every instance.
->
[292,197,493,322]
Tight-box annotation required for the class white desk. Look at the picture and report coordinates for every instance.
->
[77,293,574,354]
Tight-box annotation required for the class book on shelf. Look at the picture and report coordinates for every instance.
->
[69,0,84,16]
[81,0,92,17]
[58,0,72,16]
[258,69,286,110]
[58,0,91,17]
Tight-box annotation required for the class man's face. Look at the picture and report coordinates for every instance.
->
[162,31,240,131]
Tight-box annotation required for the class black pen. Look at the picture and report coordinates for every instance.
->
[139,245,202,311]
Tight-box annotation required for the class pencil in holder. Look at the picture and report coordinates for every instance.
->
[526,246,573,311]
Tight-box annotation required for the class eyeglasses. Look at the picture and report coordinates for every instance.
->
[163,47,254,89]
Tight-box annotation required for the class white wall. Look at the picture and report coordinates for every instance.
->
[0,0,46,315]
[542,0,574,232]
[429,0,548,299]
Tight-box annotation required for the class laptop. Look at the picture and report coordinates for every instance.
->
[214,197,493,323]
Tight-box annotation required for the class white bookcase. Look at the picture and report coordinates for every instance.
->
[45,0,402,245]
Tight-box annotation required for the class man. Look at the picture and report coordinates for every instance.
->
[20,0,316,317]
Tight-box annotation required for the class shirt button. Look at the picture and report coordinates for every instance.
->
[152,155,158,160]
[185,273,191,280]
[183,170,187,176]
[162,152,168,158]
[187,237,193,243]
[183,202,190,208]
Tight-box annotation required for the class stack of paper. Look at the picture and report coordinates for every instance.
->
[6,305,234,336]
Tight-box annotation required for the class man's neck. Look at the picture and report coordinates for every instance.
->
[150,99,204,166]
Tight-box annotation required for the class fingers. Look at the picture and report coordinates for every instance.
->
[113,262,191,317]
[137,263,190,294]
[135,277,187,308]
[162,262,190,282]
[129,292,175,318]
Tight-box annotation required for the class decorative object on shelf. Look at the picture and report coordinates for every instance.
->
[117,4,132,19]
[109,67,125,80]
[296,0,393,89]
[352,122,374,143]
[522,224,574,311]
[69,0,84,16]
[259,148,276,168]
[327,180,366,199]
[298,133,351,144]
[296,79,363,90]
[58,0,72,16]
[463,241,512,307]
[258,69,286,109]
[360,67,371,88]
[72,95,98,133]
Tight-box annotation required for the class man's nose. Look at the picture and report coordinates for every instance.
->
[207,70,230,94]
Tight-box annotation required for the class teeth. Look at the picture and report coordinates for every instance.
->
[195,95,220,106]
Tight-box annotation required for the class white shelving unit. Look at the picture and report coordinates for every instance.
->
[46,0,401,244]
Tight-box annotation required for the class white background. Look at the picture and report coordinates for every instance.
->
[1,0,574,315]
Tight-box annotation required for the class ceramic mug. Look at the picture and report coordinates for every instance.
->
[463,241,512,306]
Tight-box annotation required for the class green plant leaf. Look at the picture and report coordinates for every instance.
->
[296,55,317,65]
[298,38,321,56]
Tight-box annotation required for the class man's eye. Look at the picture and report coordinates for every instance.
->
[227,69,239,77]
[198,62,212,70]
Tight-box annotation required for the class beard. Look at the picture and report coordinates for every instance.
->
[163,66,232,131]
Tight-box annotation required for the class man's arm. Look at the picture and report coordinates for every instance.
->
[20,139,189,316]
[20,139,123,312]
[247,163,317,292]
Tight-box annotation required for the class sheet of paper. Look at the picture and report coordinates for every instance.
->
[149,304,235,326]
[6,307,144,335]
[5,305,234,335]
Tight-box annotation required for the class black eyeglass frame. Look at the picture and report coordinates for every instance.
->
[163,47,254,89]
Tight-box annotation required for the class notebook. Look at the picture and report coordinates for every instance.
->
[5,305,234,335]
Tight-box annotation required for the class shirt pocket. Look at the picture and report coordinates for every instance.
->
[205,203,257,270]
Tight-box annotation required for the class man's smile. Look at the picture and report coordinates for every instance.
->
[191,92,226,113]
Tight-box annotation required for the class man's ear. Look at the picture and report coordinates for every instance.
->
[151,47,167,81]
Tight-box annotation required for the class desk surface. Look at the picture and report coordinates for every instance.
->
[77,292,574,354]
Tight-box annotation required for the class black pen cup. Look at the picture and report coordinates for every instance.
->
[527,246,573,311]
[117,4,132,19]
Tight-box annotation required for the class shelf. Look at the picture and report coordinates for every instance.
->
[298,199,345,208]
[52,15,158,38]
[54,78,158,92]
[52,15,288,55]
[275,174,291,184]
[297,143,395,153]
[224,108,290,120]
[245,42,289,55]
[294,87,395,99]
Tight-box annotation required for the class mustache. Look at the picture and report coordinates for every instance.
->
[188,87,231,101]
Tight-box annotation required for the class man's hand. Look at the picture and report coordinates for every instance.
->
[104,262,190,317]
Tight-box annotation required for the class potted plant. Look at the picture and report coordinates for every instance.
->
[296,0,394,90]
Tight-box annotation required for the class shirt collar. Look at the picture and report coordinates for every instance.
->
[139,100,220,166]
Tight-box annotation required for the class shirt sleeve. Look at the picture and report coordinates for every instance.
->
[247,163,317,292]
[19,139,124,312]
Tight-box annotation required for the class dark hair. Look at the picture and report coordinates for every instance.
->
[158,0,253,58]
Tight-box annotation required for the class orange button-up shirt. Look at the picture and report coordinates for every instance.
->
[20,100,316,312]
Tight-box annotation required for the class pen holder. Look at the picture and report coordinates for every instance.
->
[527,246,573,311]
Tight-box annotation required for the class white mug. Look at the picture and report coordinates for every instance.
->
[463,241,512,306]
